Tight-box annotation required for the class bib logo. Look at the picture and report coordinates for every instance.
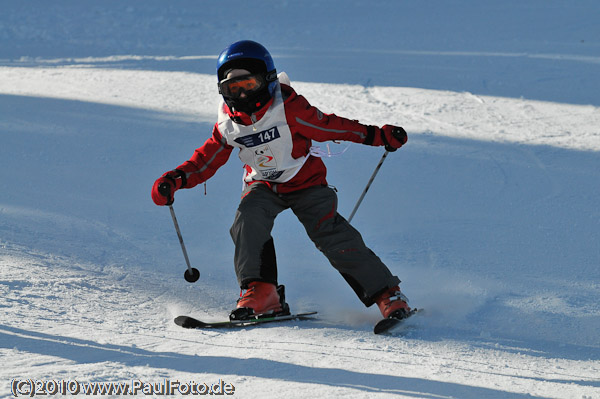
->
[253,145,284,180]
[254,145,277,169]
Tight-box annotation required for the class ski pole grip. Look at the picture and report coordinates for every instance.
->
[391,127,408,146]
[158,182,171,197]
[158,182,174,205]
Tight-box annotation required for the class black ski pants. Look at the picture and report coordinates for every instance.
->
[229,183,400,306]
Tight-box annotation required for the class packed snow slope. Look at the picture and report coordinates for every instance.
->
[1,1,599,398]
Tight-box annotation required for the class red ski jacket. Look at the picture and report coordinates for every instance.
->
[176,83,386,194]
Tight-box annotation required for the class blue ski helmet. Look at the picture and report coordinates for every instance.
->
[217,40,277,83]
[217,40,278,114]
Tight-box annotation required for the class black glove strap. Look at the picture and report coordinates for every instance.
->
[173,169,187,188]
[364,126,377,145]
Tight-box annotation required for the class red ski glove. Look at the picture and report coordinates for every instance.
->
[380,125,407,152]
[364,125,408,152]
[151,169,187,206]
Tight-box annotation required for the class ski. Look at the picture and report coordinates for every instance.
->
[174,311,318,329]
[373,308,421,334]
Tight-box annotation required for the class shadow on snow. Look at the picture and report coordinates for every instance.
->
[0,325,560,398]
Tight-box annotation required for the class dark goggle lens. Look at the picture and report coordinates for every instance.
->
[220,75,265,98]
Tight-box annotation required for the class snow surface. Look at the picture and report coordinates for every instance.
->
[1,1,599,398]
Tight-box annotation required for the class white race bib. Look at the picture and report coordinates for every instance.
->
[218,82,308,183]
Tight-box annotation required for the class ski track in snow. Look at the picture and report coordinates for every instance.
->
[2,1,600,398]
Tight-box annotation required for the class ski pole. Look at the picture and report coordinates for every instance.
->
[167,204,200,283]
[348,150,390,223]
[158,181,200,282]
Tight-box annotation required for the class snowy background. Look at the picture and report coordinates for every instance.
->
[1,1,599,398]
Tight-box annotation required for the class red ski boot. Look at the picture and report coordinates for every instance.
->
[230,282,289,320]
[375,286,411,319]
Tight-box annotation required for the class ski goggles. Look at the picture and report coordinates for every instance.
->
[219,74,266,99]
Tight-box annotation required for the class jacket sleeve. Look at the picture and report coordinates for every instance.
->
[284,85,380,146]
[176,123,233,188]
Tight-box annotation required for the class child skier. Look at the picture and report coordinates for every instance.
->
[152,40,411,321]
